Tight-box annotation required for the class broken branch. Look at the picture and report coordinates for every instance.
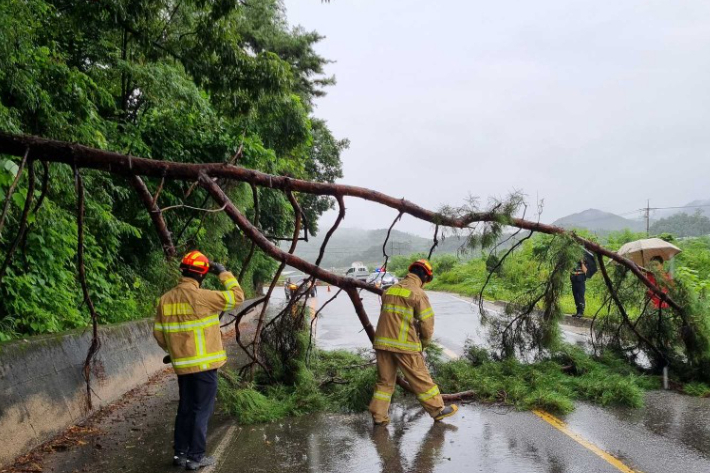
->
[129,175,176,259]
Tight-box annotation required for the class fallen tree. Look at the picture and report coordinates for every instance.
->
[0,131,705,407]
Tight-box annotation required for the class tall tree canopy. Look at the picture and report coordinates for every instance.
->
[0,0,346,339]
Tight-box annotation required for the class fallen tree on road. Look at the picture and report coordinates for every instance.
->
[0,131,706,408]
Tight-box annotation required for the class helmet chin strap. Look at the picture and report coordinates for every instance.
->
[182,270,206,285]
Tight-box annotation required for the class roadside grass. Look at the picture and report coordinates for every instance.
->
[683,382,710,397]
[427,277,609,318]
[217,348,379,424]
[218,339,662,424]
[431,344,659,414]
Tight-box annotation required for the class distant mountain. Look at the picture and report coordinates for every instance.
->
[552,209,645,233]
[284,227,471,270]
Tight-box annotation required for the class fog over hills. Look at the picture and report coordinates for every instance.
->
[551,199,710,233]
[653,199,710,220]
[552,209,645,233]
[297,199,709,271]
[288,228,471,269]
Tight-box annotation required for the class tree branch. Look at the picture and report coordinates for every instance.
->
[0,132,676,308]
[315,195,345,267]
[381,211,403,272]
[198,172,382,295]
[427,225,439,260]
[74,167,101,411]
[129,175,176,259]
[248,189,304,376]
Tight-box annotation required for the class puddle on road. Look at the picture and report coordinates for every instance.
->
[604,390,710,457]
[214,403,573,473]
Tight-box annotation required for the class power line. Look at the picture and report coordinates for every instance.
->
[647,204,710,211]
[564,202,709,227]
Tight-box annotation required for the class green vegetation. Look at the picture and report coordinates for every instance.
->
[390,232,710,320]
[650,211,710,238]
[217,303,661,423]
[218,305,380,424]
[0,0,346,340]
[218,303,380,423]
[218,333,661,424]
[683,382,710,397]
[432,344,658,414]
[218,348,379,424]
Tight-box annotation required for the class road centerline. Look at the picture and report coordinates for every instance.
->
[533,409,643,473]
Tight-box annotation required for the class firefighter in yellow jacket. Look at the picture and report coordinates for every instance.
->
[369,259,458,425]
[154,251,244,470]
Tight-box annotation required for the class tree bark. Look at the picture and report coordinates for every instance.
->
[129,175,176,259]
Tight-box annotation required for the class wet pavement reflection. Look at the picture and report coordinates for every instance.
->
[213,394,710,473]
[277,289,590,357]
[215,402,627,473]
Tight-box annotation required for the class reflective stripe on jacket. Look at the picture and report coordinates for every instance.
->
[373,273,435,353]
[154,271,244,375]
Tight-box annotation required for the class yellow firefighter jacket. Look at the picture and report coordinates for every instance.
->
[154,271,244,375]
[373,273,435,353]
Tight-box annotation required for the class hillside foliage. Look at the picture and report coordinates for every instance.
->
[650,211,710,238]
[0,0,347,340]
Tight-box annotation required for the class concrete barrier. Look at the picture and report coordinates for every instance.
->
[0,318,167,466]
[0,297,262,468]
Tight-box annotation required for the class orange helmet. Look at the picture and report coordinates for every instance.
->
[180,251,210,275]
[409,259,433,283]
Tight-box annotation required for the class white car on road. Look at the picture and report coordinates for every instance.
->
[345,265,370,281]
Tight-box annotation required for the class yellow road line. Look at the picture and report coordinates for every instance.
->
[532,410,643,473]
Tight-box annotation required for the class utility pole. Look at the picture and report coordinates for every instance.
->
[645,199,650,236]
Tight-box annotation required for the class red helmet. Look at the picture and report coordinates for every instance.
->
[180,251,210,275]
[409,259,433,283]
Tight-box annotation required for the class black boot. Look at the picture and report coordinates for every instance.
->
[173,454,187,467]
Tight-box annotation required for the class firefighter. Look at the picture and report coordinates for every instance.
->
[154,251,244,470]
[368,259,458,425]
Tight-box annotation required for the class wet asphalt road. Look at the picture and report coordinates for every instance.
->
[285,288,589,357]
[215,392,710,473]
[31,291,710,473]
[244,289,710,473]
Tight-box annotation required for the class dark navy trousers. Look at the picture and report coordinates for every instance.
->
[570,274,586,315]
[174,369,218,461]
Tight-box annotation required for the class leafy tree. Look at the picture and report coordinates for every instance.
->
[0,0,346,339]
[651,211,710,238]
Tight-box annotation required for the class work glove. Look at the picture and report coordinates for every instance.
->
[208,260,226,275]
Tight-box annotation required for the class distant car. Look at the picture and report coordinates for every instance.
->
[345,266,370,281]
[367,272,399,290]
[284,277,317,300]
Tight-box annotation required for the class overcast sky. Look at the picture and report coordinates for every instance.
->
[284,0,710,237]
